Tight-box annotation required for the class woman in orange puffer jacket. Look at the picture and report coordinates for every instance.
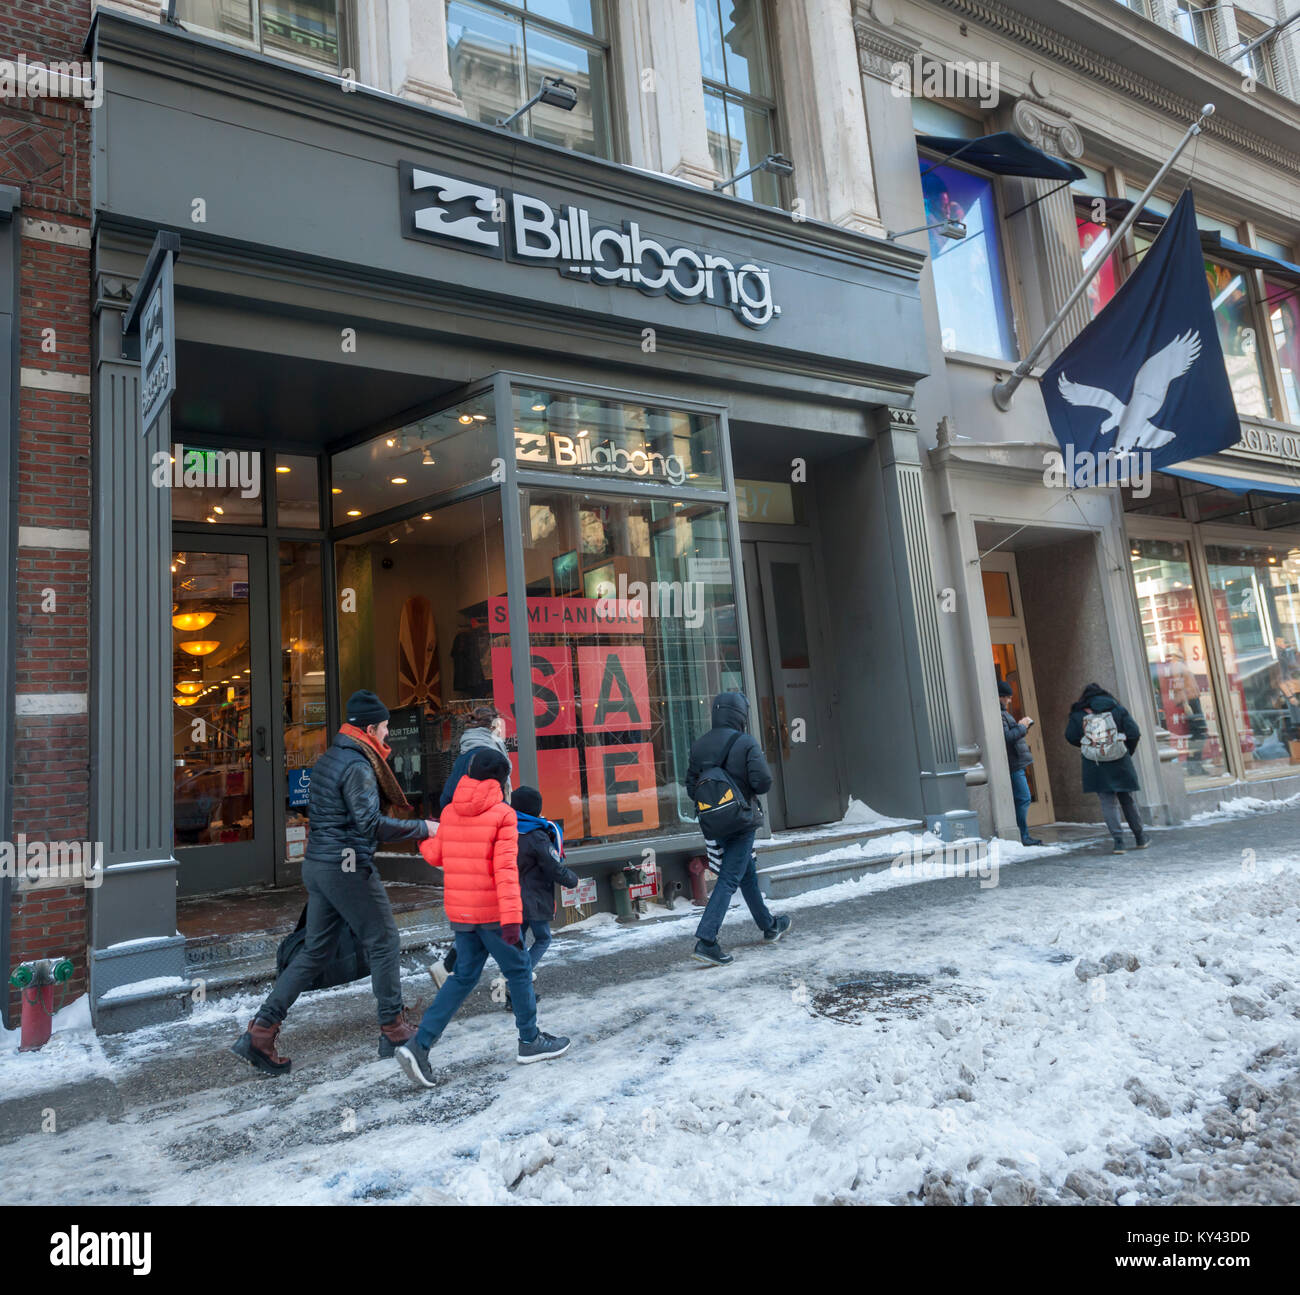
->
[395,748,570,1087]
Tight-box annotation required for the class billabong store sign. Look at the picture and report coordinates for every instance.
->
[399,161,779,329]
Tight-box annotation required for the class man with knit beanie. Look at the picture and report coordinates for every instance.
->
[231,689,437,1075]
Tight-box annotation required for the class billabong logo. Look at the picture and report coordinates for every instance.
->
[400,161,779,328]
[50,1227,151,1275]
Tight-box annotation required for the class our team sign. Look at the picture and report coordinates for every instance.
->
[399,161,780,329]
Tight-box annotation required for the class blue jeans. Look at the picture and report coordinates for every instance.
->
[415,925,538,1047]
[523,920,552,970]
[695,830,774,944]
[1009,768,1032,841]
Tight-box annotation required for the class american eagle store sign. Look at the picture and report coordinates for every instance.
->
[488,596,657,842]
[399,162,780,329]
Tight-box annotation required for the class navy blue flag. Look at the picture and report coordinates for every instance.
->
[1041,187,1238,482]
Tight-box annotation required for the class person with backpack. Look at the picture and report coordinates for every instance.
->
[999,679,1042,847]
[230,690,437,1075]
[395,748,570,1088]
[685,691,791,966]
[1065,682,1150,855]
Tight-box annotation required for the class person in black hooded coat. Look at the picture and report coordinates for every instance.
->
[684,691,790,964]
[1064,682,1149,854]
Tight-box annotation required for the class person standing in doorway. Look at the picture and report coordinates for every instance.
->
[686,691,791,966]
[999,679,1042,847]
[1065,682,1149,855]
[231,690,436,1075]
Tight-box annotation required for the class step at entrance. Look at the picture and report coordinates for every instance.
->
[755,819,925,899]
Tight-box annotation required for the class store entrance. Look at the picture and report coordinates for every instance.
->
[741,541,842,829]
[982,552,1055,828]
[172,537,277,895]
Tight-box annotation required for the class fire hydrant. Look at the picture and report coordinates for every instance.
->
[687,856,711,907]
[9,957,74,1052]
[610,865,643,923]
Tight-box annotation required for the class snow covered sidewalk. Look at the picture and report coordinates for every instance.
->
[4,807,1300,1205]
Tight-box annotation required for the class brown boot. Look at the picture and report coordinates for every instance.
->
[230,1017,292,1076]
[378,1009,418,1059]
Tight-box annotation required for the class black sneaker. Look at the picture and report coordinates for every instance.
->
[693,939,735,966]
[763,915,792,943]
[1111,839,1127,854]
[1134,837,1150,850]
[517,1031,570,1064]
[395,1040,437,1089]
[1021,836,1044,846]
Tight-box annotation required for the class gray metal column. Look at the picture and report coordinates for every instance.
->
[872,408,976,837]
[88,266,189,1032]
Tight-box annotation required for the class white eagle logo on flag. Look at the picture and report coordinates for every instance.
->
[1056,328,1201,452]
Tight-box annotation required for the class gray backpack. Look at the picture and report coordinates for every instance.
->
[1081,709,1127,762]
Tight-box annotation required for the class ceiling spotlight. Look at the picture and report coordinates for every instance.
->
[458,414,474,425]
[347,509,361,517]
[531,403,546,412]
[422,448,436,466]
[391,476,408,485]
[276,464,291,474]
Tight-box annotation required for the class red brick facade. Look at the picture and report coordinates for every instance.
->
[2,0,93,1023]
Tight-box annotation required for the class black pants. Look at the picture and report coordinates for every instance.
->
[1098,791,1144,844]
[258,861,403,1026]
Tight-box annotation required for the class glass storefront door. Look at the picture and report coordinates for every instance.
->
[172,537,277,895]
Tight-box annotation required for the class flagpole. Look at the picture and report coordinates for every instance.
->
[992,103,1215,411]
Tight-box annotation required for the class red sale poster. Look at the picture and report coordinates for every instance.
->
[577,645,650,734]
[585,742,658,837]
[508,747,585,841]
[492,645,575,738]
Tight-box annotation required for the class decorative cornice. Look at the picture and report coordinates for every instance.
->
[853,5,922,85]
[934,0,1300,177]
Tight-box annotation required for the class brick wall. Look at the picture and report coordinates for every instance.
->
[2,0,94,1024]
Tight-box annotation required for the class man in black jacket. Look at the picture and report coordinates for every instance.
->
[999,679,1042,847]
[231,690,435,1075]
[685,691,791,966]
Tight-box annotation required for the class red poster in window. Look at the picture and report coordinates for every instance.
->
[577,645,650,733]
[585,742,658,837]
[508,747,585,842]
[492,646,575,738]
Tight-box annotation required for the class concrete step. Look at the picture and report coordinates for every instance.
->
[755,820,924,899]
[183,903,453,996]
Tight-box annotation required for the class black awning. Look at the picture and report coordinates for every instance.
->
[1199,231,1300,285]
[1072,194,1167,230]
[916,131,1087,182]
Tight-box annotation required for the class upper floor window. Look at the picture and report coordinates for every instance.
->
[447,0,613,159]
[919,156,1017,361]
[1172,0,1218,55]
[176,0,347,72]
[695,0,782,205]
[1233,10,1277,89]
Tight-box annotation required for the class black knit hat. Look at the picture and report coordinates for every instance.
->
[511,785,543,817]
[997,679,1014,698]
[346,689,390,727]
[468,748,511,785]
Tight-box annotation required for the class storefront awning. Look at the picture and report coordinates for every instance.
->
[1199,231,1300,286]
[917,132,1087,181]
[1072,194,1166,229]
[1160,464,1300,496]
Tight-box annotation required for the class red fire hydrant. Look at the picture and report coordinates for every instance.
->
[9,957,74,1052]
[687,856,711,907]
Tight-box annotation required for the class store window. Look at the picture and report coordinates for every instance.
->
[512,487,743,846]
[447,0,612,159]
[175,1,348,72]
[276,454,320,529]
[696,0,781,206]
[1077,211,1118,318]
[1205,258,1271,419]
[919,159,1016,360]
[1265,278,1300,424]
[1204,539,1300,778]
[513,386,722,489]
[335,492,515,844]
[281,541,327,865]
[331,394,496,526]
[1128,536,1230,786]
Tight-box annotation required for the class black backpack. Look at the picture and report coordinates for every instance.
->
[693,731,762,839]
[275,904,371,990]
